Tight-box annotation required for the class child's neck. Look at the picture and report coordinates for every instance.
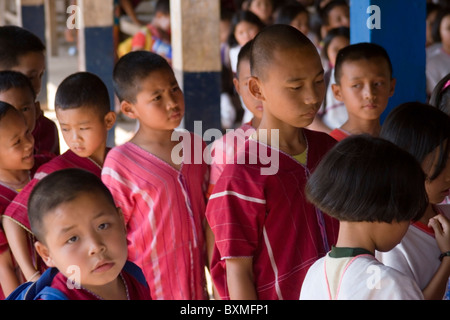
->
[335,221,376,255]
[257,119,306,155]
[341,117,381,137]
[442,42,450,55]
[132,126,176,147]
[0,169,30,190]
[418,203,439,226]
[250,116,261,129]
[131,127,181,170]
[83,275,128,300]
[87,144,108,168]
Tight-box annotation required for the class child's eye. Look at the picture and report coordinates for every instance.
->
[67,236,78,244]
[98,223,109,230]
[80,127,90,131]
[153,96,162,102]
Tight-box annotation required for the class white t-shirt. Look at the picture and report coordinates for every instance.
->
[376,204,450,299]
[300,253,423,300]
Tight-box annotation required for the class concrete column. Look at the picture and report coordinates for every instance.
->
[350,0,426,122]
[171,0,222,136]
[77,0,115,146]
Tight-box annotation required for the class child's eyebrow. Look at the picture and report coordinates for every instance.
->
[59,224,76,236]
[9,133,19,142]
[286,70,324,83]
[149,81,179,96]
[59,120,92,126]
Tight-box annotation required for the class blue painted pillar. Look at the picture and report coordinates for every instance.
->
[78,0,115,147]
[171,0,222,136]
[20,0,48,107]
[350,0,426,122]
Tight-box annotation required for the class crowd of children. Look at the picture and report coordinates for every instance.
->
[0,0,449,301]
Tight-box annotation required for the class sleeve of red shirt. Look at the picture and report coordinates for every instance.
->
[206,163,266,259]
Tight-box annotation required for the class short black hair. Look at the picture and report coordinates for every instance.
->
[334,42,393,85]
[113,50,173,103]
[55,72,111,117]
[155,0,170,15]
[250,24,316,80]
[0,100,19,121]
[274,2,308,26]
[321,26,350,61]
[320,0,349,27]
[306,134,427,223]
[0,26,45,70]
[227,10,265,47]
[380,102,450,181]
[28,168,117,243]
[429,72,450,116]
[0,70,36,100]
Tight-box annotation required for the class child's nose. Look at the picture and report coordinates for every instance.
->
[363,85,375,100]
[88,235,106,256]
[25,133,34,150]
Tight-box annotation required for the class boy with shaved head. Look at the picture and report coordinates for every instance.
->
[206,24,339,300]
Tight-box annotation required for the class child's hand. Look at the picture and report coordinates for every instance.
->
[428,214,450,253]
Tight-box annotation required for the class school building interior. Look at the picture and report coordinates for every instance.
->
[0,0,435,151]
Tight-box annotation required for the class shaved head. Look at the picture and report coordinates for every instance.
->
[250,24,316,80]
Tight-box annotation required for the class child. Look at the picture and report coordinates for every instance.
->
[25,168,150,300]
[0,25,60,157]
[274,2,314,43]
[429,73,450,206]
[426,9,450,95]
[0,102,35,299]
[376,102,450,300]
[245,0,274,25]
[429,72,450,116]
[300,134,426,300]
[3,72,116,283]
[228,10,265,75]
[208,40,262,198]
[228,10,265,124]
[206,24,339,300]
[308,26,349,134]
[318,0,349,43]
[0,71,38,148]
[118,0,172,63]
[328,42,396,141]
[102,51,209,300]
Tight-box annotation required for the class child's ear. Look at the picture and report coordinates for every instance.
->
[120,100,138,119]
[117,207,127,233]
[389,78,396,97]
[104,111,116,130]
[233,77,240,96]
[248,76,264,101]
[331,84,344,102]
[34,101,42,117]
[34,241,56,268]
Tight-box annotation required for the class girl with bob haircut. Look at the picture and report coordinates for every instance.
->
[300,134,427,300]
[377,102,450,300]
